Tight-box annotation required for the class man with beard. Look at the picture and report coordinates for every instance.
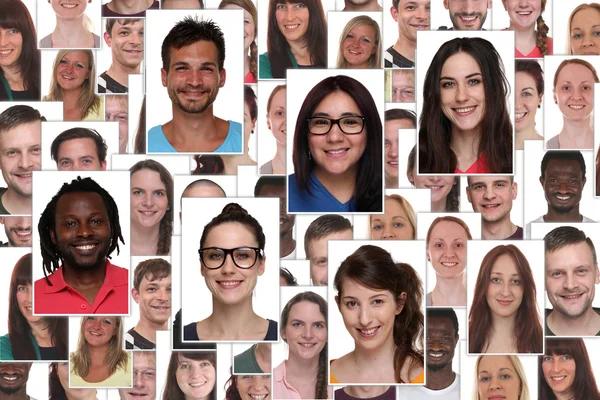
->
[0,217,32,247]
[0,105,45,215]
[544,226,600,336]
[527,151,594,238]
[466,176,522,239]
[34,176,128,314]
[438,0,491,30]
[254,177,296,259]
[148,16,242,153]
[0,363,35,400]
[398,308,459,399]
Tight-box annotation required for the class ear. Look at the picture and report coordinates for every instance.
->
[390,5,398,21]
[396,292,407,315]
[219,68,226,88]
[266,115,271,130]
[50,229,56,245]
[539,175,544,188]
[407,169,414,185]
[132,288,140,304]
[553,90,557,105]
[426,250,431,263]
[257,255,266,276]
[582,176,587,188]
[595,264,600,284]
[252,118,257,130]
[511,181,518,200]
[104,31,112,47]
[281,328,286,341]
[200,261,206,277]
[335,295,341,311]
[100,160,107,171]
[161,68,168,88]
[466,185,472,204]
[443,0,449,9]
[0,217,4,225]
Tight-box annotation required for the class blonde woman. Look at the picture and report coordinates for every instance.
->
[474,355,530,400]
[566,3,600,55]
[40,0,100,48]
[369,194,416,240]
[336,16,381,69]
[43,50,104,121]
[70,316,131,387]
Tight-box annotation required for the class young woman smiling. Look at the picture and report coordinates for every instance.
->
[163,352,217,400]
[515,60,544,149]
[225,373,271,400]
[369,194,416,240]
[567,3,600,55]
[475,355,531,400]
[261,84,286,174]
[331,245,424,384]
[336,16,381,69]
[502,0,552,57]
[274,291,331,399]
[546,58,599,150]
[49,362,98,400]
[129,160,173,256]
[468,245,543,354]
[184,203,277,341]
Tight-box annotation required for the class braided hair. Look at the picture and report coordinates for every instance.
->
[38,176,125,285]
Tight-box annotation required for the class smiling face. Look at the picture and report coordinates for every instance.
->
[51,0,88,19]
[1,216,32,247]
[275,2,310,44]
[502,0,542,30]
[56,50,91,91]
[391,71,415,102]
[201,222,265,305]
[408,170,456,204]
[391,0,430,43]
[16,282,40,325]
[0,363,30,395]
[267,87,286,145]
[0,27,23,70]
[426,316,458,371]
[485,253,524,319]
[370,197,414,240]
[553,63,595,122]
[57,138,105,171]
[477,356,521,400]
[118,354,157,400]
[542,353,576,398]
[50,191,112,271]
[440,52,485,135]
[83,316,118,348]
[337,279,402,351]
[308,229,353,286]
[106,19,144,69]
[515,71,541,133]
[545,242,599,319]
[540,159,585,214]
[0,120,41,199]
[570,7,600,55]
[222,5,255,52]
[342,24,377,68]
[444,0,490,30]
[175,355,216,400]
[130,169,170,230]
[282,301,327,360]
[467,176,517,224]
[385,119,414,179]
[307,91,367,178]
[427,220,468,279]
[133,274,172,327]
[236,375,270,400]
[161,40,226,115]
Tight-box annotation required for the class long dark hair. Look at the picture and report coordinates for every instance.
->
[129,159,173,255]
[266,0,327,78]
[539,338,600,400]
[468,245,542,353]
[0,0,40,100]
[292,75,382,212]
[163,352,217,400]
[280,292,328,398]
[418,37,512,173]
[334,245,424,383]
[48,363,66,400]
[133,96,146,154]
[9,253,67,360]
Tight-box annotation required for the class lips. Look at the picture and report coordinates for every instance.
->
[560,293,583,300]
[61,74,75,80]
[553,194,573,202]
[568,105,585,110]
[481,203,500,209]
[284,24,300,30]
[189,381,207,387]
[324,148,349,158]
[126,392,149,398]
[496,299,513,306]
[515,112,527,122]
[453,106,476,116]
[14,172,32,180]
[139,210,158,216]
[357,326,379,338]
[428,351,446,359]
[441,262,458,268]
[13,228,32,237]
[61,3,79,9]
[217,280,243,289]
[88,330,103,337]
[550,375,567,382]
[299,342,316,347]
[410,24,429,29]
[0,49,14,56]
[249,395,268,400]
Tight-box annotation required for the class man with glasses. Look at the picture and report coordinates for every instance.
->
[118,352,157,400]
[390,70,415,103]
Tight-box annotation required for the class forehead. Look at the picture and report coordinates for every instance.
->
[182,184,225,198]
[257,183,285,198]
[469,175,511,186]
[205,222,256,242]
[441,52,481,76]
[86,316,117,324]
[112,19,144,33]
[310,229,353,250]
[270,88,286,108]
[348,24,376,36]
[134,354,156,369]
[57,138,98,155]
[556,63,595,82]
[478,355,514,372]
[398,0,428,9]
[141,273,171,286]
[392,71,413,85]
[55,191,108,216]
[341,278,392,298]
[546,242,595,267]
[105,97,127,112]
[386,118,414,132]
[61,51,90,65]
[430,220,468,239]
[288,300,324,319]
[572,7,600,27]
[491,253,518,274]
[383,197,407,216]
[132,168,165,185]
[0,120,40,147]
[516,71,537,88]
[168,40,219,66]
[544,159,583,175]
[427,316,456,334]
[314,91,360,114]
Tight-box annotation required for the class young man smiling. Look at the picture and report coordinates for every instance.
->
[0,363,33,400]
[99,18,144,94]
[0,217,32,247]
[385,0,430,68]
[439,0,491,30]
[126,259,171,349]
[50,128,108,171]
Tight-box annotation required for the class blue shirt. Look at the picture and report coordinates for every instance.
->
[147,121,242,153]
[288,173,356,212]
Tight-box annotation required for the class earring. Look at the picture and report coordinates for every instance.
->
[308,151,312,160]
[251,130,254,134]
[538,104,541,109]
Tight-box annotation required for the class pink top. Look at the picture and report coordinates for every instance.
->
[273,360,333,399]
[244,70,257,84]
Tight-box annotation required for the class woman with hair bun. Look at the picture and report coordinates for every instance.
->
[184,203,277,341]
[331,245,424,384]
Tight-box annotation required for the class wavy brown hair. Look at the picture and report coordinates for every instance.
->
[163,352,217,400]
[468,245,543,353]
[334,245,424,383]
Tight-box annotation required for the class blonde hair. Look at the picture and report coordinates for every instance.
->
[369,194,416,239]
[566,3,600,54]
[218,0,257,78]
[473,355,530,400]
[43,50,102,119]
[70,317,128,378]
[336,16,381,69]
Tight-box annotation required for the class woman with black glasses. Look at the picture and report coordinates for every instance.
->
[183,203,278,341]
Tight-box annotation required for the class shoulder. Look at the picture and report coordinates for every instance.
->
[183,322,200,340]
[259,53,273,79]
[0,335,14,361]
[148,125,176,152]
[39,34,52,48]
[264,319,278,341]
[402,356,424,383]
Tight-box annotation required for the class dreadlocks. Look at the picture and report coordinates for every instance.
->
[38,176,125,285]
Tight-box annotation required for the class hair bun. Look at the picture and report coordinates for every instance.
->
[221,203,248,215]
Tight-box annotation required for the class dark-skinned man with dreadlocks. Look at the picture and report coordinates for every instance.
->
[34,176,128,314]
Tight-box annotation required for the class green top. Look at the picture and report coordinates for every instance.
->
[259,50,299,79]
[234,344,263,373]
[0,333,41,360]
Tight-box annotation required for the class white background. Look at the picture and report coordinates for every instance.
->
[280,259,312,286]
[396,128,417,189]
[128,74,145,153]
[37,0,102,48]
[180,197,280,338]
[326,11,383,68]
[466,239,545,354]
[145,9,244,141]
[491,0,553,37]
[41,121,120,170]
[257,80,286,173]
[553,0,593,55]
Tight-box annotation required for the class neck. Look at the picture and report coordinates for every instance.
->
[393,33,416,61]
[133,316,167,345]
[286,353,319,377]
[559,118,594,147]
[0,390,28,400]
[312,165,357,204]
[1,189,32,215]
[106,62,139,88]
[62,88,82,108]
[208,298,259,338]
[272,143,287,173]
[62,259,107,290]
[432,275,466,305]
[385,175,398,189]
[244,54,250,77]
[254,343,272,368]
[343,386,389,398]
[169,107,217,140]
[343,0,382,11]
[352,337,396,372]
[53,17,89,42]
[425,366,455,391]
[544,206,583,223]
[489,314,516,349]
[130,222,160,254]
[431,198,446,212]
[547,308,600,336]
[88,345,109,365]
[109,0,151,13]
[450,127,480,155]
[510,24,537,48]
[481,216,517,240]
[29,319,51,343]
[280,230,296,258]
[1,65,24,89]
[515,126,540,149]
[287,40,309,60]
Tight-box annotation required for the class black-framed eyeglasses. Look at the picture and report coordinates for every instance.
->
[198,247,264,269]
[306,116,365,135]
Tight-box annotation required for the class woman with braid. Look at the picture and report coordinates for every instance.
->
[502,0,552,58]
[129,160,173,256]
[274,291,331,399]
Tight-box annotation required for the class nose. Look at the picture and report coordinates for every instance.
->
[381,225,395,240]
[416,5,428,19]
[550,358,562,372]
[387,141,398,158]
[325,122,344,143]
[563,271,579,291]
[455,83,469,102]
[359,305,373,326]
[130,32,143,46]
[557,181,570,194]
[188,69,203,86]
[483,185,496,200]
[463,0,475,13]
[88,318,102,329]
[582,33,595,48]
[301,324,313,339]
[489,374,502,391]
[220,252,237,275]
[0,31,8,46]
[133,371,145,388]
[501,281,511,296]
[142,191,154,207]
[18,152,33,169]
[429,338,442,351]
[157,286,170,301]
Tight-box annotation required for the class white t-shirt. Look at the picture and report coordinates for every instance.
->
[526,214,595,239]
[397,373,460,400]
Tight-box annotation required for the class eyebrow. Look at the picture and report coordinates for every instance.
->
[291,318,327,325]
[312,111,361,118]
[172,61,217,68]
[58,212,104,220]
[520,87,535,91]
[440,72,482,81]
[490,272,520,276]
[478,367,514,375]
[342,293,390,301]
[572,25,600,31]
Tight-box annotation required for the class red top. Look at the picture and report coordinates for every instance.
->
[455,154,491,174]
[515,36,553,58]
[34,260,129,315]
[244,71,257,84]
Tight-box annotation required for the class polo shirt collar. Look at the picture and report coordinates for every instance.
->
[44,259,114,294]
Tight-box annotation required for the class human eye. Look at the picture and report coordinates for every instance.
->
[576,268,588,275]
[500,374,512,380]
[207,250,224,260]
[550,270,562,277]
[434,242,443,248]
[405,4,415,10]
[454,242,464,248]
[361,37,372,44]
[594,31,600,37]
[154,190,165,196]
[179,362,189,369]
[468,78,481,85]
[490,277,501,284]
[75,63,85,69]
[8,28,19,35]
[371,223,383,231]
[102,319,113,325]
[17,285,27,292]
[315,322,325,328]
[294,3,305,8]
[582,85,592,91]
[393,222,404,228]
[572,32,583,39]
[561,85,571,91]
[373,298,384,305]
[471,183,484,190]
[276,3,287,10]
[143,370,156,380]
[59,59,68,65]
[90,218,102,226]
[292,321,302,327]
[316,258,327,266]
[346,33,355,40]
[119,30,129,36]
[495,182,506,188]
[312,118,330,126]
[146,286,157,293]
[132,189,143,196]
[345,300,358,308]
[201,361,212,368]
[64,220,77,228]
[342,117,360,126]
[479,375,490,382]
[441,81,455,89]
[511,279,521,285]
[275,110,285,117]
[562,355,573,361]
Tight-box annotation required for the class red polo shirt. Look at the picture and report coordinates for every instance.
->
[34,260,129,315]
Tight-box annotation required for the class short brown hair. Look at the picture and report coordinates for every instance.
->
[105,18,143,36]
[133,259,171,292]
[304,215,352,258]
[544,226,597,265]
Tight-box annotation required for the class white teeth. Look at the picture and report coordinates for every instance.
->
[220,281,241,287]
[360,327,377,335]
[90,331,101,336]
[285,24,300,29]
[0,50,13,55]
[61,75,74,80]
[141,211,155,215]
[461,16,476,21]
[441,262,457,267]
[482,204,500,208]
[517,11,532,15]
[62,3,78,8]
[455,106,475,113]
[326,149,346,154]
[250,395,267,400]
[300,343,315,347]
[16,230,31,236]
[569,105,584,109]
[2,376,17,381]
[563,294,581,299]
[76,244,96,250]
[428,185,441,190]
[516,112,526,119]
[429,352,443,358]
[556,195,570,200]
[389,161,398,165]
[551,376,566,381]
[190,382,206,387]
